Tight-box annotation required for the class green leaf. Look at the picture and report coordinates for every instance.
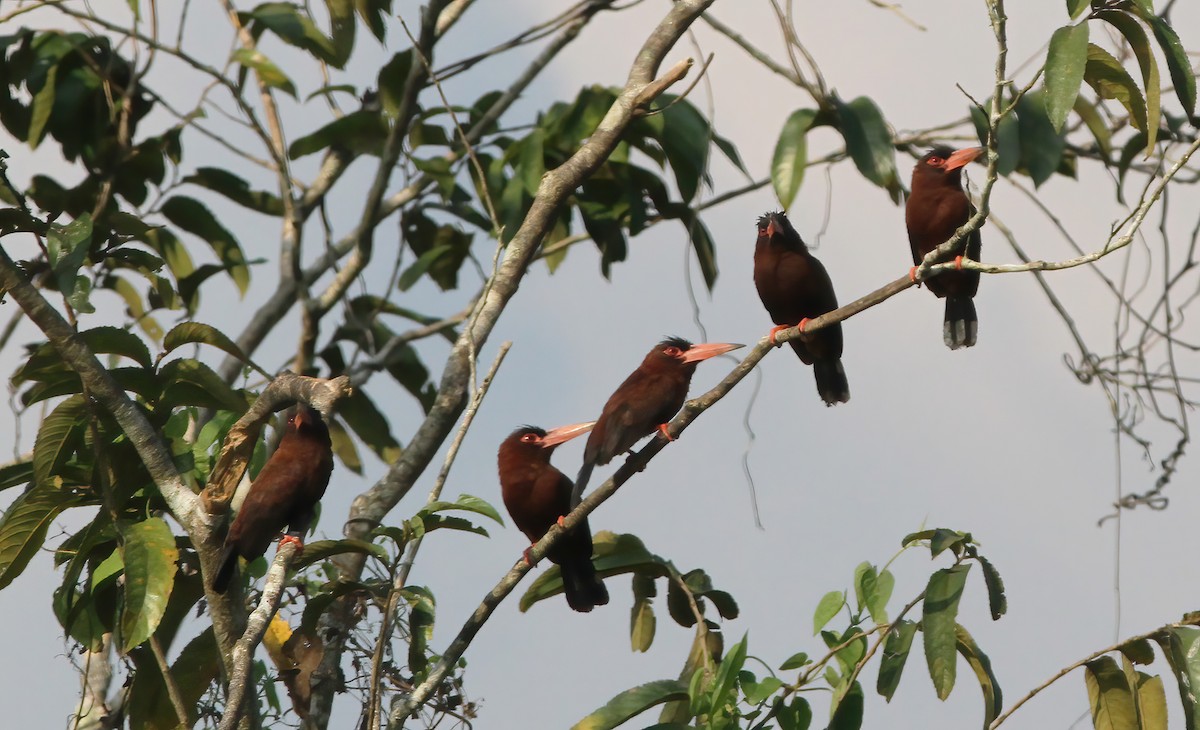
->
[772,109,817,209]
[28,58,57,149]
[572,680,690,730]
[378,50,413,118]
[923,564,971,700]
[0,461,33,492]
[516,129,546,196]
[1074,95,1113,157]
[336,389,403,464]
[1156,627,1200,730]
[743,674,783,706]
[655,95,712,203]
[161,322,256,369]
[776,696,813,730]
[1016,90,1065,187]
[1044,23,1090,131]
[680,212,718,291]
[828,681,864,730]
[771,652,805,674]
[160,196,250,294]
[814,590,844,634]
[157,358,247,413]
[231,47,296,97]
[854,563,893,625]
[877,620,918,702]
[630,586,656,653]
[404,586,435,674]
[47,215,93,303]
[397,245,453,291]
[1121,637,1156,665]
[1066,0,1088,19]
[711,634,748,715]
[250,3,340,66]
[290,538,388,569]
[970,105,1021,176]
[977,555,1007,620]
[1097,10,1160,154]
[1084,655,1138,730]
[834,96,900,199]
[289,110,389,159]
[1136,672,1169,730]
[327,416,361,474]
[420,494,504,525]
[119,518,178,652]
[33,395,86,487]
[1084,43,1148,136]
[0,481,88,589]
[1137,11,1195,118]
[80,326,153,369]
[956,624,1003,728]
[183,167,283,215]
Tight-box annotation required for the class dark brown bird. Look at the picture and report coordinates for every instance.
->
[906,146,984,349]
[753,211,849,406]
[498,422,609,613]
[211,405,334,594]
[572,337,743,505]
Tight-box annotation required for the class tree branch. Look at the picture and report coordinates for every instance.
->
[305,2,716,725]
[218,539,302,730]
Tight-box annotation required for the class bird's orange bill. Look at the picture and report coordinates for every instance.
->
[945,146,984,171]
[540,421,596,447]
[680,342,744,363]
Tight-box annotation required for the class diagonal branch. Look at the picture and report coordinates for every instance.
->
[304,2,716,725]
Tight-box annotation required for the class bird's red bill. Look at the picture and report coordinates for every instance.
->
[944,146,984,171]
[539,421,596,447]
[680,342,744,363]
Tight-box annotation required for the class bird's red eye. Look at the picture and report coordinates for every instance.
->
[520,433,538,443]
[927,156,944,166]
[663,346,682,357]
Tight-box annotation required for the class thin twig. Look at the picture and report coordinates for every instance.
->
[364,343,510,729]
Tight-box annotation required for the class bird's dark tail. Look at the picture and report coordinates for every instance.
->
[571,462,594,508]
[561,558,609,613]
[211,544,238,594]
[813,359,850,406]
[944,297,978,350]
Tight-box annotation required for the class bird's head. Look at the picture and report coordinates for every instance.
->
[501,422,595,464]
[755,211,806,252]
[288,404,329,437]
[913,146,983,186]
[646,336,743,374]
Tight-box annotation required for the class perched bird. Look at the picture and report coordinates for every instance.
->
[498,422,609,613]
[572,337,743,505]
[211,405,334,594]
[753,211,849,406]
[906,145,984,349]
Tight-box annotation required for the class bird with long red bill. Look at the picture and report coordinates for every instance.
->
[905,145,984,349]
[498,422,609,613]
[572,337,743,505]
[753,211,849,406]
[211,404,334,594]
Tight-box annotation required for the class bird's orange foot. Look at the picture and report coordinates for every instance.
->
[909,266,921,287]
[954,255,964,270]
[279,534,305,552]
[523,546,536,566]
[797,318,811,333]
[556,515,567,528]
[657,422,676,441]
[767,324,790,346]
